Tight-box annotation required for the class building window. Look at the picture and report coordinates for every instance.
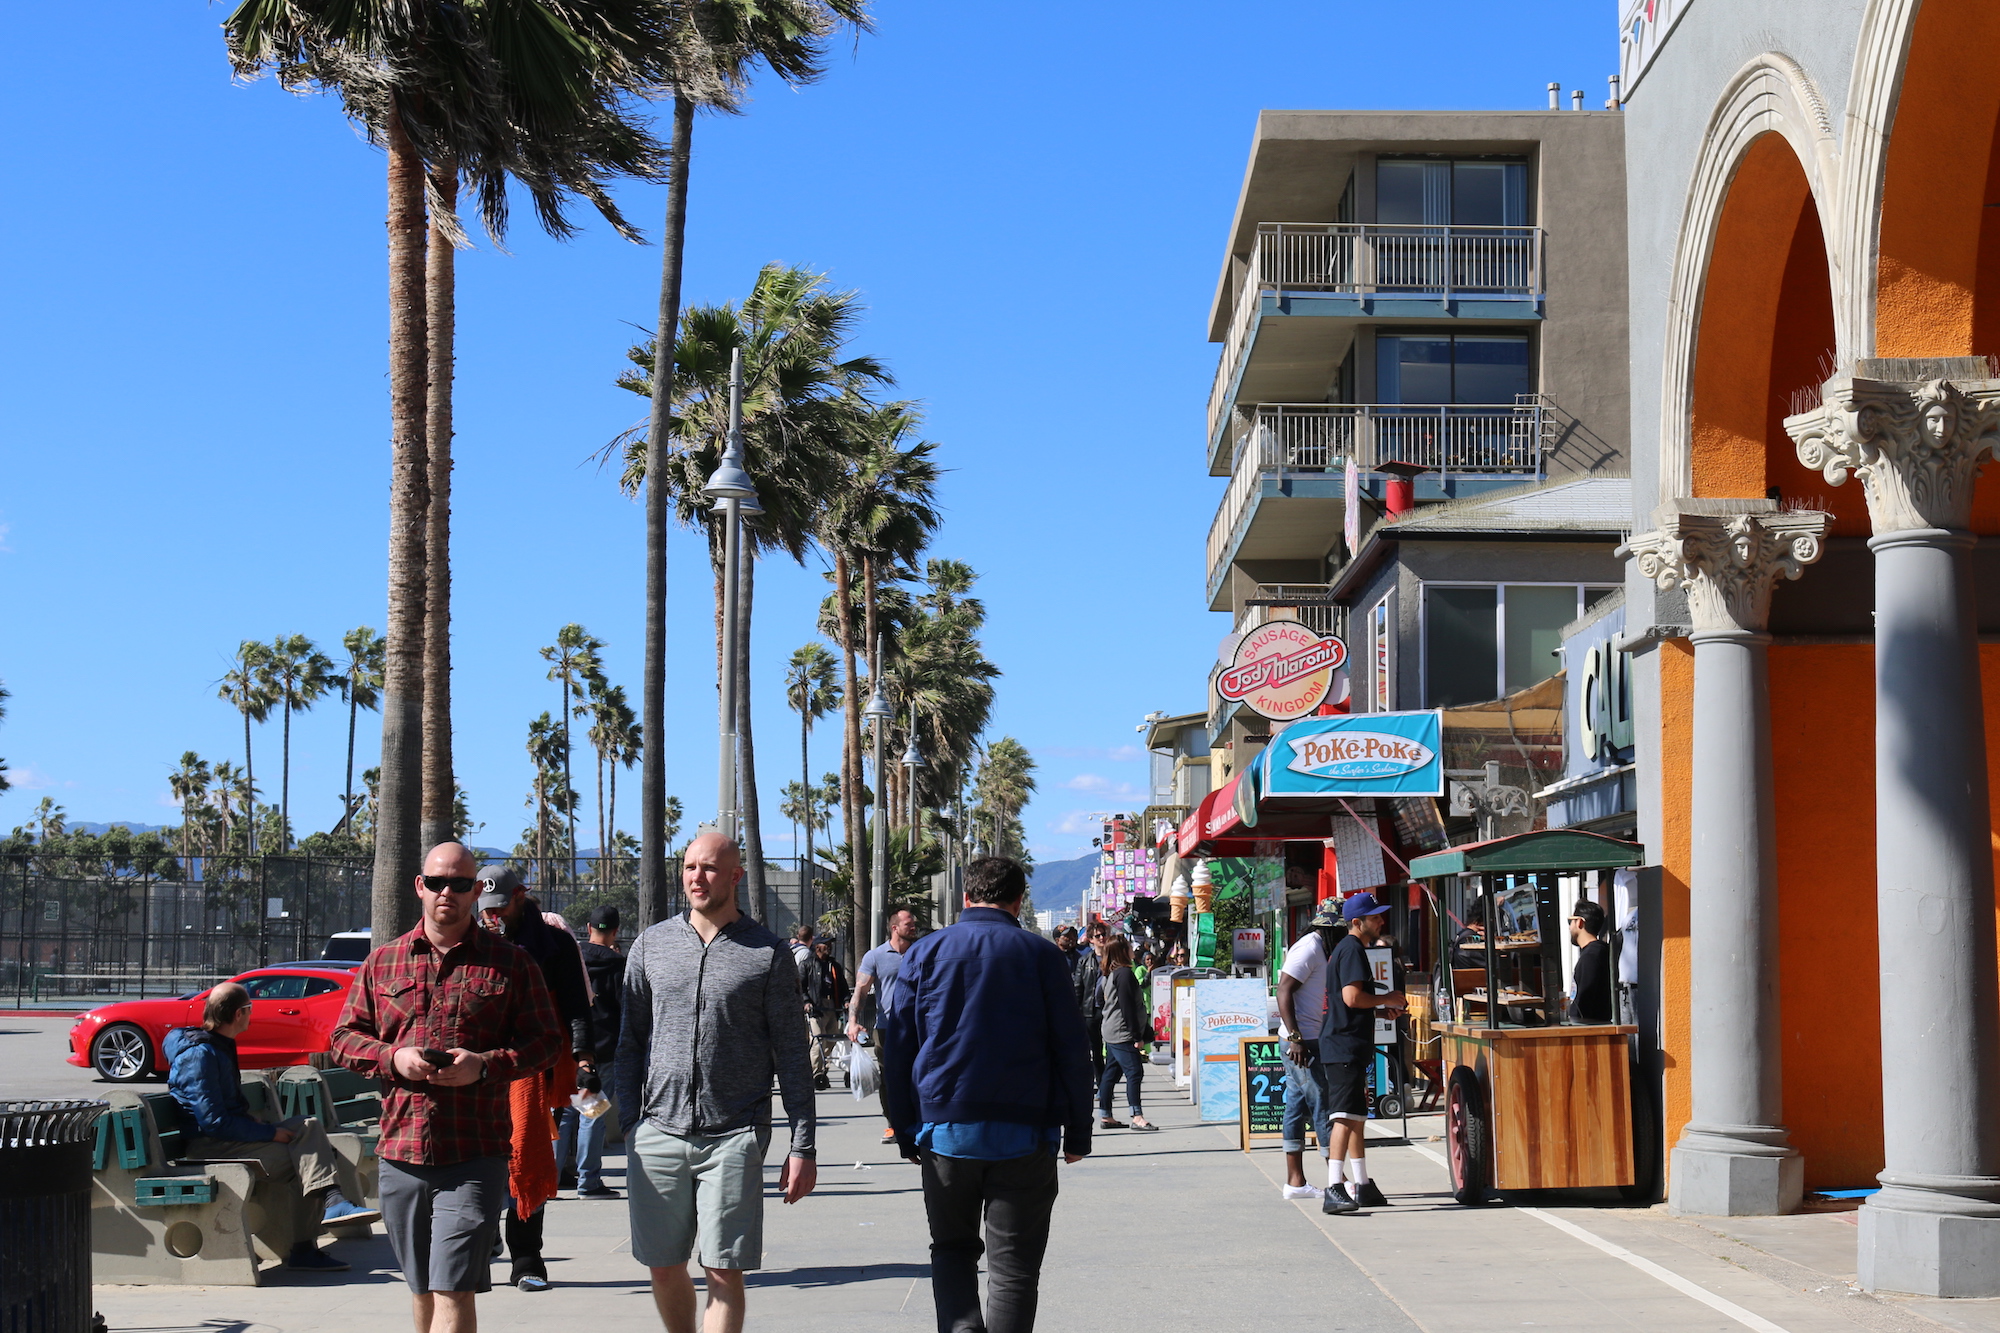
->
[1422,584,1619,707]
[1370,594,1394,713]
[1377,159,1529,226]
[1376,333,1531,405]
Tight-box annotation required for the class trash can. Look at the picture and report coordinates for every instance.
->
[1,1100,105,1333]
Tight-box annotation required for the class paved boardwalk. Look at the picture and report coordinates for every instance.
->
[5,1016,1999,1332]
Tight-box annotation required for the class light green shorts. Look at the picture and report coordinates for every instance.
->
[629,1121,770,1271]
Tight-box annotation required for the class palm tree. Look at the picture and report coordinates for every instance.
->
[586,681,637,874]
[217,641,275,855]
[541,626,604,882]
[227,0,676,942]
[334,628,386,834]
[209,760,242,856]
[784,643,841,879]
[0,678,11,794]
[971,737,1037,862]
[524,711,569,867]
[265,634,337,851]
[168,753,212,862]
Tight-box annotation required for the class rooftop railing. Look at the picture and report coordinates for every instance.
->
[1206,222,1546,446]
[1205,400,1550,578]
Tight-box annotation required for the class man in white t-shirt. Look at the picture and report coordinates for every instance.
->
[1275,902,1346,1200]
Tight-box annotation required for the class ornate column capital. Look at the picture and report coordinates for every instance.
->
[1784,359,2000,534]
[1620,501,1828,636]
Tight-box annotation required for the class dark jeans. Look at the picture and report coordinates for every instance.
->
[1097,1041,1144,1118]
[921,1148,1060,1333]
[1085,1017,1105,1087]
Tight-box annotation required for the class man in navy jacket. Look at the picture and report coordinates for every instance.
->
[881,856,1092,1333]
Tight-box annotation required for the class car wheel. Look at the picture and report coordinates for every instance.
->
[1446,1067,1491,1206]
[92,1023,155,1082]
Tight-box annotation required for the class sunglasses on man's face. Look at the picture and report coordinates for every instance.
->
[421,875,481,895]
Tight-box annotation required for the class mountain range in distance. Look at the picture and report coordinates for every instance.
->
[1026,854,1097,913]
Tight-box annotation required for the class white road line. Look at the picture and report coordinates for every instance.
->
[1404,1144,1792,1333]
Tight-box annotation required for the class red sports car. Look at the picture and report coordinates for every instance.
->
[67,963,360,1083]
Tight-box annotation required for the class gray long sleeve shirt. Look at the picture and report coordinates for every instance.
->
[615,913,816,1158]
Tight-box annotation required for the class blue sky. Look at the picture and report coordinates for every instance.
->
[0,1,1615,862]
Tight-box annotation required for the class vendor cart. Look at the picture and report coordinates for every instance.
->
[1409,829,1652,1205]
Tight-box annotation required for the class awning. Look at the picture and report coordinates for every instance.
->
[1406,828,1645,878]
[1177,772,1344,857]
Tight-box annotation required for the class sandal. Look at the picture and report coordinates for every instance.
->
[1099,1117,1126,1129]
[1129,1117,1158,1132]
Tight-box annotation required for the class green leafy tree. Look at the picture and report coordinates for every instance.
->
[265,634,337,849]
[217,641,275,855]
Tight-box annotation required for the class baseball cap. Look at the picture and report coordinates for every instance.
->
[1310,902,1346,928]
[588,904,620,931]
[1341,891,1392,922]
[476,864,523,911]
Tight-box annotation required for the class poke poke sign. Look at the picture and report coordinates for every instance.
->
[1286,731,1436,782]
[1215,622,1348,721]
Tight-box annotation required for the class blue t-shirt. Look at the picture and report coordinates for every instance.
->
[857,942,907,1028]
[918,1121,1063,1160]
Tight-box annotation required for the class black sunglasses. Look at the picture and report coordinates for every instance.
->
[421,875,481,895]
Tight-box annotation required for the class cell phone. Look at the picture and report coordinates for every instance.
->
[418,1048,454,1068]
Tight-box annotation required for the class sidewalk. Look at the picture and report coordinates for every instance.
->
[57,1041,2000,1333]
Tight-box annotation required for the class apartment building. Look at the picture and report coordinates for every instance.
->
[1203,109,1631,781]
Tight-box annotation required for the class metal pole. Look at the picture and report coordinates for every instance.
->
[715,350,746,842]
[870,712,888,949]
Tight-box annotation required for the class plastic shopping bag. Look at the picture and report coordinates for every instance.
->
[848,1042,881,1100]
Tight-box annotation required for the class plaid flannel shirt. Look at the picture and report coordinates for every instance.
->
[331,923,561,1165]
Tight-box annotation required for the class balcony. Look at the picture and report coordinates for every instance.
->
[1206,400,1551,593]
[1206,222,1547,452]
[1235,586,1347,642]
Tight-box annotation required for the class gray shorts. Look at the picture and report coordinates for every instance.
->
[628,1122,769,1271]
[380,1155,507,1294]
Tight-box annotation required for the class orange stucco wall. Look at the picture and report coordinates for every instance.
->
[1658,641,1693,1166]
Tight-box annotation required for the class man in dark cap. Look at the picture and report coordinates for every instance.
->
[477,864,594,1290]
[559,903,626,1198]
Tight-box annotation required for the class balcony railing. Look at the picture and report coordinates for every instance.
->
[1236,586,1347,642]
[1205,400,1550,576]
[1206,222,1546,446]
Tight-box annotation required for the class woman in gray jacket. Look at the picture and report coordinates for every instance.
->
[1096,936,1156,1130]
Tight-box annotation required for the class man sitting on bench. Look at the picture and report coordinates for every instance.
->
[165,981,380,1271]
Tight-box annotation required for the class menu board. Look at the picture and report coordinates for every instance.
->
[1237,1036,1289,1150]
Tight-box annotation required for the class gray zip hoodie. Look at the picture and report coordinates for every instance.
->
[615,913,816,1157]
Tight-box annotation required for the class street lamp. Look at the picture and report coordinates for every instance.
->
[704,348,759,844]
[863,638,894,946]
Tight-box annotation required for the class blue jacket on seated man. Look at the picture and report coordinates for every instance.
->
[879,905,1094,1160]
[165,1026,275,1141]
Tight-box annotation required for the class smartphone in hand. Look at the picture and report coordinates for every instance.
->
[418,1047,454,1069]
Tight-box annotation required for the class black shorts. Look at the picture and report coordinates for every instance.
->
[1321,1059,1368,1119]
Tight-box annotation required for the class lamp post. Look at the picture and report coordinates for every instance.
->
[862,639,894,948]
[901,707,928,920]
[703,348,758,845]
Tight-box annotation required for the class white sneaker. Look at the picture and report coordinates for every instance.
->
[1282,1183,1323,1200]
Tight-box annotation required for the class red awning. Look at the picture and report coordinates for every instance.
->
[1177,775,1336,858]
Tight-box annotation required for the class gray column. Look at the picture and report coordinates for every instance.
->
[1788,361,2000,1297]
[1626,501,1827,1216]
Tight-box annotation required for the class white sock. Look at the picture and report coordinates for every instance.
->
[1348,1158,1369,1187]
[1327,1158,1345,1186]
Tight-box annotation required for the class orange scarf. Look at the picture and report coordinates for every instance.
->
[507,1051,575,1216]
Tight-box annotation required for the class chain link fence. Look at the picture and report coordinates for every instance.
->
[0,852,830,1009]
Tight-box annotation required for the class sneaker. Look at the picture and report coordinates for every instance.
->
[578,1184,620,1199]
[1320,1184,1359,1215]
[516,1274,552,1293]
[321,1198,381,1227]
[287,1247,351,1272]
[1282,1183,1323,1201]
[1357,1180,1391,1208]
[881,1128,898,1143]
[557,1174,577,1192]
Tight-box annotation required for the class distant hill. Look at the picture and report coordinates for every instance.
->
[68,821,173,836]
[1027,854,1097,913]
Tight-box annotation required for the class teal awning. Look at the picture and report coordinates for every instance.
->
[1406,828,1645,878]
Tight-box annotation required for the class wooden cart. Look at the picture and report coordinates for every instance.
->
[1408,829,1652,1205]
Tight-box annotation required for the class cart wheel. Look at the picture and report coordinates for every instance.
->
[1377,1092,1406,1119]
[1446,1068,1491,1206]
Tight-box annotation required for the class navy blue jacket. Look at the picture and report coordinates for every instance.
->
[880,907,1094,1158]
[164,1027,274,1143]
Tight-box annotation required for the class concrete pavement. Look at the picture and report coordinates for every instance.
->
[6,1014,2000,1332]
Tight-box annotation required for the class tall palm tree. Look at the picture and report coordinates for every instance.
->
[228,0,676,940]
[587,681,637,872]
[210,760,242,856]
[972,737,1037,862]
[784,643,841,881]
[525,711,568,867]
[217,640,275,855]
[265,634,337,850]
[542,625,605,884]
[334,627,386,834]
[168,753,212,862]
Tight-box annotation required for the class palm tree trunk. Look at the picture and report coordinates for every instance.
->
[280,699,292,851]
[371,106,430,946]
[639,94,695,929]
[800,708,811,904]
[832,550,865,972]
[608,759,618,869]
[420,162,458,852]
[243,710,256,858]
[344,688,359,835]
[536,769,546,863]
[738,549,767,919]
[596,743,607,884]
[562,675,575,884]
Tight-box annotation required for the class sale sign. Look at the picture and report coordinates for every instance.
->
[1215,621,1348,722]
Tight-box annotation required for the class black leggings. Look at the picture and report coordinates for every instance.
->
[1098,1041,1144,1117]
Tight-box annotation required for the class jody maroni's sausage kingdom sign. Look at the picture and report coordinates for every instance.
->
[1215,622,1348,720]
